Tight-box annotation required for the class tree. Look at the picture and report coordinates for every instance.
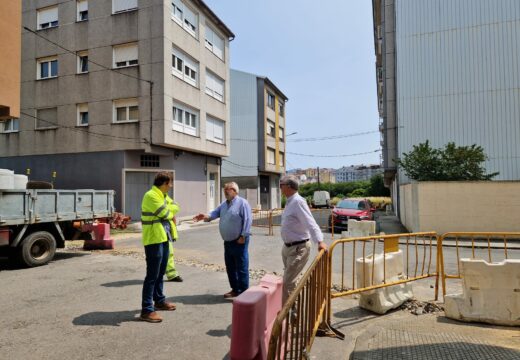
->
[396,141,499,181]
[368,174,390,196]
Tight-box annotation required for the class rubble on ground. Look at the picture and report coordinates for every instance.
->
[399,299,444,315]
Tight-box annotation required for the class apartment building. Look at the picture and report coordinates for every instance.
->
[221,69,288,210]
[0,0,234,219]
[0,0,21,122]
[373,0,520,209]
[335,165,382,183]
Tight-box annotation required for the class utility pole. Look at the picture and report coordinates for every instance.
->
[317,166,320,189]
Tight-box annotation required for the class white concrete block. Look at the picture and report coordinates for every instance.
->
[356,249,413,314]
[444,258,520,326]
[347,219,376,237]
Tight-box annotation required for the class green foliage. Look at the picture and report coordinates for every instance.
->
[396,141,499,181]
[368,174,390,197]
[298,174,388,200]
[348,188,368,197]
[281,195,287,208]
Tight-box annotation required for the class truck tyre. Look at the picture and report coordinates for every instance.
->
[19,231,56,267]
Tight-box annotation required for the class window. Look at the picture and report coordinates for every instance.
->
[267,92,275,110]
[205,25,224,59]
[113,43,138,68]
[77,103,88,126]
[37,57,58,79]
[205,71,224,102]
[77,0,88,21]
[206,116,225,144]
[36,108,58,129]
[141,155,160,167]
[172,103,198,136]
[1,118,19,133]
[279,101,285,117]
[172,47,198,86]
[267,148,276,165]
[113,98,139,123]
[37,6,58,30]
[279,152,285,167]
[267,119,275,137]
[112,0,137,14]
[171,0,198,38]
[77,51,88,73]
[279,127,284,141]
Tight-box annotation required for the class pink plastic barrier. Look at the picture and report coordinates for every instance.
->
[230,275,283,360]
[82,223,114,250]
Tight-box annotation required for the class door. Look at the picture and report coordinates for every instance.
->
[208,172,217,211]
[260,175,270,210]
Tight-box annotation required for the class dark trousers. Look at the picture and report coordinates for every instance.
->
[223,236,250,294]
[142,241,169,313]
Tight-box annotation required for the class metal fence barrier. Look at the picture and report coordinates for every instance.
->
[267,249,343,360]
[252,207,338,239]
[326,232,440,322]
[438,232,520,298]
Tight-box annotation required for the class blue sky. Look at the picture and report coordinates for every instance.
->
[204,0,381,170]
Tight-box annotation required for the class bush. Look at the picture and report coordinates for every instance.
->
[348,188,368,197]
[396,141,499,181]
[281,195,287,208]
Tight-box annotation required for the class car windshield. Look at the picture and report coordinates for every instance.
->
[336,200,365,210]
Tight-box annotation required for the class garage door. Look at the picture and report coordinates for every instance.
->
[124,171,173,222]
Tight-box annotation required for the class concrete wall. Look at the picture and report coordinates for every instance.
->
[0,0,21,120]
[399,181,520,233]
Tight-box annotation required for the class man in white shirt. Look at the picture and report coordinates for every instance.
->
[280,175,328,304]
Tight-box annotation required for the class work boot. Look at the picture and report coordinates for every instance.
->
[154,301,176,311]
[223,290,238,299]
[167,275,183,282]
[140,311,162,323]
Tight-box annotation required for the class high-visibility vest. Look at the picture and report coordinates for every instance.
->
[141,186,180,246]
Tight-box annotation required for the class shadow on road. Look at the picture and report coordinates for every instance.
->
[0,251,88,271]
[207,324,232,338]
[167,294,230,305]
[101,279,143,287]
[332,306,379,329]
[73,310,141,326]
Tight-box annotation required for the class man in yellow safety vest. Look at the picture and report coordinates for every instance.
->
[140,172,179,323]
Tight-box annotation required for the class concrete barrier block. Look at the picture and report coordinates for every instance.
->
[347,220,376,237]
[356,250,413,314]
[444,259,520,326]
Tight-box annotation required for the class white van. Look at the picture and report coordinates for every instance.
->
[312,191,331,208]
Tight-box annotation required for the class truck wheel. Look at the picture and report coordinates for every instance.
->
[19,231,57,267]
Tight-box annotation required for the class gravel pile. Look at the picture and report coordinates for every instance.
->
[399,299,444,315]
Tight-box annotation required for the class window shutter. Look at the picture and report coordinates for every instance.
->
[114,44,138,63]
[77,0,88,13]
[38,7,58,25]
[113,0,137,13]
[183,6,197,29]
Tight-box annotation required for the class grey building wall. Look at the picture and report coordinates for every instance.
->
[395,0,520,183]
[222,69,259,178]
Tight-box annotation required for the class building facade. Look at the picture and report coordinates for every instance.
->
[0,0,234,219]
[334,165,382,183]
[0,0,21,122]
[373,0,520,210]
[222,69,288,210]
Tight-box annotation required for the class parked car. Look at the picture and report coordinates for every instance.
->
[312,191,331,208]
[328,198,374,232]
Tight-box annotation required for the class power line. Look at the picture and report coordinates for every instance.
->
[286,149,381,158]
[20,111,147,144]
[221,159,257,169]
[23,26,153,85]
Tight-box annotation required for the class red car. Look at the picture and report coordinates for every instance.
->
[328,198,374,232]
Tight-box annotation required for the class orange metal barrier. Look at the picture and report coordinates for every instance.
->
[252,209,274,235]
[438,232,520,297]
[267,249,343,360]
[327,232,440,322]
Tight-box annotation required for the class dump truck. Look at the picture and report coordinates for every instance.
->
[0,189,115,267]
